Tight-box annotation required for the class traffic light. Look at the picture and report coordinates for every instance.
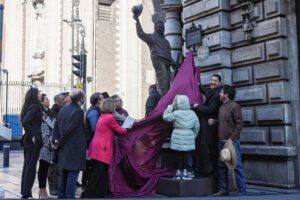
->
[72,52,86,79]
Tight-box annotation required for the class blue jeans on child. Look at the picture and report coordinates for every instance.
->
[218,140,246,193]
[58,169,79,198]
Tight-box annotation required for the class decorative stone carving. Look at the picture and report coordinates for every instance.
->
[239,0,256,41]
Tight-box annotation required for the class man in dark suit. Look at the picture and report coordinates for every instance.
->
[193,74,222,177]
[145,84,161,116]
[54,89,86,199]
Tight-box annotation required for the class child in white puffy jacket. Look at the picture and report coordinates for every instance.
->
[163,95,200,180]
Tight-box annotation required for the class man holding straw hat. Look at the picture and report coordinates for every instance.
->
[209,85,247,196]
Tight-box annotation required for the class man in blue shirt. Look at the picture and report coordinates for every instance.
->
[81,92,104,192]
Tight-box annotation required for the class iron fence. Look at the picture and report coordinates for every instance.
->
[0,81,64,139]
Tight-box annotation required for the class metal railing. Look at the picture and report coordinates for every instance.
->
[0,81,64,139]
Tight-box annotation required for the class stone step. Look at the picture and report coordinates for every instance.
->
[156,177,217,197]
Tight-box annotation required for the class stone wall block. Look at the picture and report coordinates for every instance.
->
[202,31,232,50]
[253,60,288,82]
[270,126,292,144]
[255,104,291,124]
[241,107,255,125]
[183,12,230,36]
[200,68,232,86]
[232,43,265,66]
[195,49,231,69]
[240,127,268,144]
[268,81,290,102]
[232,17,287,45]
[235,85,267,104]
[264,0,286,19]
[243,159,296,188]
[233,66,253,85]
[266,39,288,60]
[182,0,230,22]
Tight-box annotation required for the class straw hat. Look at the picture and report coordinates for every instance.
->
[220,139,237,169]
[132,4,143,17]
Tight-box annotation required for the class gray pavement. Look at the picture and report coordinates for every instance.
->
[0,150,300,199]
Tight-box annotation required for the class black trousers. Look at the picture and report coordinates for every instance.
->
[81,159,92,187]
[174,151,189,170]
[47,163,60,192]
[85,159,109,198]
[195,143,218,175]
[21,137,41,197]
[38,160,50,188]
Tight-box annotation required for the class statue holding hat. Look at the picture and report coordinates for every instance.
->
[132,4,175,96]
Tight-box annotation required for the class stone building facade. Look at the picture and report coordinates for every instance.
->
[162,0,300,190]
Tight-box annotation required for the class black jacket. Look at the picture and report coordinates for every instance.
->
[145,91,161,116]
[51,104,62,119]
[194,85,222,144]
[55,103,86,171]
[21,104,43,148]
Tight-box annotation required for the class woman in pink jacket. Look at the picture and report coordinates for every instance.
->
[86,98,128,198]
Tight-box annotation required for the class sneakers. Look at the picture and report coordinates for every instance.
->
[187,171,195,178]
[182,169,193,180]
[173,170,182,180]
[173,169,194,180]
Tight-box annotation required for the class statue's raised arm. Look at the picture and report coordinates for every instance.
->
[132,4,173,96]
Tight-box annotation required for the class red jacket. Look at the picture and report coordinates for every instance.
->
[88,113,127,164]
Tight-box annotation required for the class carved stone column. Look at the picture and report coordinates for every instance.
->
[161,0,183,61]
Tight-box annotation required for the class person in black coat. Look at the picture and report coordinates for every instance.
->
[193,74,223,177]
[20,87,43,199]
[145,84,161,116]
[54,89,86,199]
[48,92,68,195]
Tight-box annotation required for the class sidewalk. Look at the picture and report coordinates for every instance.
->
[0,150,300,199]
[0,150,83,198]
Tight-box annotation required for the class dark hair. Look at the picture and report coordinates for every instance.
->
[70,90,85,103]
[211,74,222,82]
[41,94,47,103]
[20,87,41,121]
[222,85,236,100]
[101,92,110,99]
[101,98,116,113]
[90,92,102,105]
[149,84,157,91]
[111,94,120,101]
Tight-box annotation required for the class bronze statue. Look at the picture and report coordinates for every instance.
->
[132,4,174,96]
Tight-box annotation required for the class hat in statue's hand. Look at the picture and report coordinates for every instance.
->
[220,139,237,169]
[132,4,143,17]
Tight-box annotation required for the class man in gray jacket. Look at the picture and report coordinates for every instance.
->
[54,89,86,199]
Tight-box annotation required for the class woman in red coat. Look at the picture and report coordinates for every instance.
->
[86,98,128,198]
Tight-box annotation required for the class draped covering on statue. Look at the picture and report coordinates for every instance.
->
[109,50,204,197]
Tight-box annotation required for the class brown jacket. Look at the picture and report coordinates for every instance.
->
[218,100,243,141]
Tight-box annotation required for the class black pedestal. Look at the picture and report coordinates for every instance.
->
[156,177,218,197]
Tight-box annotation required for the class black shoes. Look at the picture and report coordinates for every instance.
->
[212,190,229,196]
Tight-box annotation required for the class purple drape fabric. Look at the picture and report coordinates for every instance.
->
[109,50,204,197]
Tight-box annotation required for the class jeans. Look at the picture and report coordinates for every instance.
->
[218,140,246,193]
[58,169,79,198]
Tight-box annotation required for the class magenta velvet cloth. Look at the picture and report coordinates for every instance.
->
[109,50,203,197]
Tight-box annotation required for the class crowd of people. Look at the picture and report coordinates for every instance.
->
[19,73,246,199]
